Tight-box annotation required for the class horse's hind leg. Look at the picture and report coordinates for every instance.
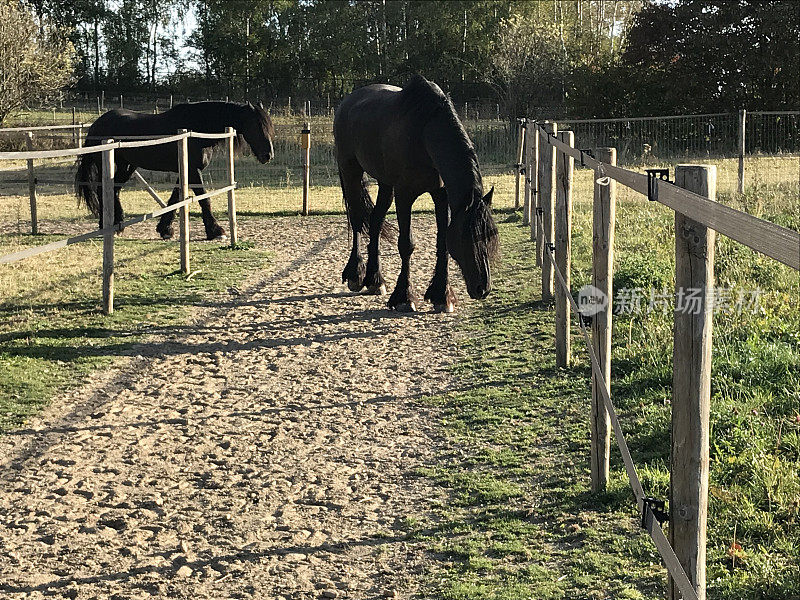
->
[340,162,367,291]
[156,181,180,240]
[364,183,393,295]
[388,191,420,312]
[424,188,457,312]
[112,160,135,233]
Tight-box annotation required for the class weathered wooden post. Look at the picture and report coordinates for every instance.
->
[71,107,76,145]
[737,109,746,194]
[514,120,525,210]
[177,130,190,274]
[591,146,616,492]
[301,122,311,216]
[529,121,539,246]
[101,140,115,315]
[101,90,105,110]
[555,131,574,367]
[522,121,531,226]
[119,94,124,109]
[669,164,716,600]
[25,132,38,235]
[77,124,84,149]
[225,127,239,246]
[97,96,101,115]
[539,121,557,301]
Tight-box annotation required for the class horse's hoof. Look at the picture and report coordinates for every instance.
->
[347,278,364,292]
[366,283,387,296]
[160,232,173,240]
[207,226,226,240]
[434,301,456,313]
[208,233,227,241]
[394,301,417,313]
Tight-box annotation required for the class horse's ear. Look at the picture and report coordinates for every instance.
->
[483,186,494,206]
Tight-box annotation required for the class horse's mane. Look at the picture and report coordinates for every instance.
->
[163,101,274,153]
[398,75,464,131]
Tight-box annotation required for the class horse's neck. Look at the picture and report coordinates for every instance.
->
[425,120,480,211]
[424,117,480,211]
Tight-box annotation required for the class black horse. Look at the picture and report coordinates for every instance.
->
[75,101,275,240]
[335,75,498,312]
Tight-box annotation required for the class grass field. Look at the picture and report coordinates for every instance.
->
[411,170,799,598]
[0,152,798,597]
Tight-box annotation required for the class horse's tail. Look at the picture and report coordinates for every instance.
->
[339,171,394,241]
[75,153,101,217]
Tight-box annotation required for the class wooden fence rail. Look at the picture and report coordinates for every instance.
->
[0,130,240,315]
[1,123,313,222]
[528,119,799,600]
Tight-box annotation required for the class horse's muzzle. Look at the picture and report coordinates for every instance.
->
[468,284,491,300]
[258,152,273,164]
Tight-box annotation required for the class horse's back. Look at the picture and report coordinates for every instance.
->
[335,84,435,186]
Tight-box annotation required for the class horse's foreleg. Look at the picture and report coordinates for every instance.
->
[388,194,419,312]
[190,169,225,240]
[156,183,180,240]
[424,188,456,312]
[364,184,393,295]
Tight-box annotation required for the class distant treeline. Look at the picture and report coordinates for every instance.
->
[30,0,800,118]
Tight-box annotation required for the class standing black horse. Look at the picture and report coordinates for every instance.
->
[335,75,498,312]
[75,101,275,240]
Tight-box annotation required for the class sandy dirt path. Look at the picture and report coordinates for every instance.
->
[0,215,463,599]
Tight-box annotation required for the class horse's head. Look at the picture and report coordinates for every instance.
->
[447,187,498,300]
[240,102,275,163]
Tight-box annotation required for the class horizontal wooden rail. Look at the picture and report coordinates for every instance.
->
[559,112,730,125]
[537,125,800,271]
[0,123,85,133]
[0,130,235,161]
[0,184,235,265]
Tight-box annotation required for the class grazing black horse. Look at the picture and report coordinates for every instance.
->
[335,75,498,312]
[75,101,275,240]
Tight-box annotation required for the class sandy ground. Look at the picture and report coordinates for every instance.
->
[0,215,468,599]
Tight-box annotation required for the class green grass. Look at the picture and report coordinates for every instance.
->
[415,181,799,598]
[0,232,269,432]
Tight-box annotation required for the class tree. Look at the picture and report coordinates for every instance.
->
[617,0,800,114]
[0,0,74,124]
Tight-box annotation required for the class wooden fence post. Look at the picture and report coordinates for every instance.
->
[737,109,746,194]
[119,94,123,109]
[77,124,84,149]
[177,130,190,274]
[25,132,38,235]
[555,130,574,367]
[71,107,76,146]
[102,141,115,315]
[97,96,101,115]
[669,164,716,600]
[301,122,311,216]
[539,121,557,301]
[225,127,239,246]
[522,121,532,226]
[529,121,540,246]
[514,120,525,210]
[591,146,616,492]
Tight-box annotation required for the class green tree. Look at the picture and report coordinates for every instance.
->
[617,0,800,114]
[0,0,74,124]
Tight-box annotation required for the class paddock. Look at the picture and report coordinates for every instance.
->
[0,108,798,599]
